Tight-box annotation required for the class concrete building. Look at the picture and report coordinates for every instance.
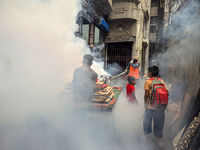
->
[148,0,165,66]
[76,0,112,48]
[103,0,165,77]
[104,0,150,76]
[76,0,165,77]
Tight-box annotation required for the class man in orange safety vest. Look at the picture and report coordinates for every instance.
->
[125,56,140,80]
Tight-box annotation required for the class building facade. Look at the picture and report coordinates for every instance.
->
[148,0,165,65]
[77,0,166,77]
[104,0,150,76]
[77,0,112,48]
[104,0,165,77]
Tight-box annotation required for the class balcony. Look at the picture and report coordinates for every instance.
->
[108,2,139,21]
[113,0,140,5]
[90,0,112,15]
[105,35,136,43]
[142,38,148,47]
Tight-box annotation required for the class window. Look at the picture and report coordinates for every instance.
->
[151,0,159,7]
[82,24,89,42]
[150,16,158,25]
[150,25,157,33]
[94,27,100,45]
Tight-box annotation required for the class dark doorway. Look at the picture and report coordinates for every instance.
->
[149,43,156,66]
[141,46,146,76]
[107,42,132,75]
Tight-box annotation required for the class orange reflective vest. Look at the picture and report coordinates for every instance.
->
[129,62,140,79]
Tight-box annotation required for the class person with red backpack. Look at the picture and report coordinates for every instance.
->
[143,66,168,149]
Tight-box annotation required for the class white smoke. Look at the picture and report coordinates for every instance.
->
[150,0,200,83]
[0,0,169,150]
[0,0,84,123]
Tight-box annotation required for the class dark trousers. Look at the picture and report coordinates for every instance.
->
[143,109,165,138]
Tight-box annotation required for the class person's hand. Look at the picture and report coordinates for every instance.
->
[125,69,128,73]
[130,60,133,63]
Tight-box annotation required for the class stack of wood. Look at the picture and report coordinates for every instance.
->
[92,82,115,103]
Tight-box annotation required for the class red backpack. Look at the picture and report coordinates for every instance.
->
[149,78,168,111]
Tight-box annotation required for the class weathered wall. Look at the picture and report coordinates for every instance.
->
[141,0,147,11]
[105,0,139,43]
[106,21,137,37]
[149,33,157,42]
[143,0,151,77]
[150,7,158,16]
[108,2,139,21]
[105,0,151,74]
[108,0,113,6]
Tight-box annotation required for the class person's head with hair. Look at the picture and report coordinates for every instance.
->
[82,54,93,67]
[148,65,159,77]
[128,76,136,86]
[133,56,138,64]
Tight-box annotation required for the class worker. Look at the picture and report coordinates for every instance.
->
[125,56,140,82]
[71,54,98,109]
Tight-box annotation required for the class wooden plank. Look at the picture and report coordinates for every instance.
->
[90,87,122,110]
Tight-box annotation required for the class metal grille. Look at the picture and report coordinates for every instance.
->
[107,42,132,70]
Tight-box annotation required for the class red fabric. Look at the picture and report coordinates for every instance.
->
[126,84,136,102]
[150,78,168,105]
[149,77,161,81]
[97,84,108,88]
[152,84,168,105]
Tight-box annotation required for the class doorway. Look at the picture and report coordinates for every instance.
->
[107,42,132,74]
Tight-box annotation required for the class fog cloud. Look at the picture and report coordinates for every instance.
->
[0,0,163,150]
[0,0,85,123]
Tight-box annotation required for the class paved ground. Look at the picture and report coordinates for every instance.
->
[0,78,175,150]
[70,78,175,150]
